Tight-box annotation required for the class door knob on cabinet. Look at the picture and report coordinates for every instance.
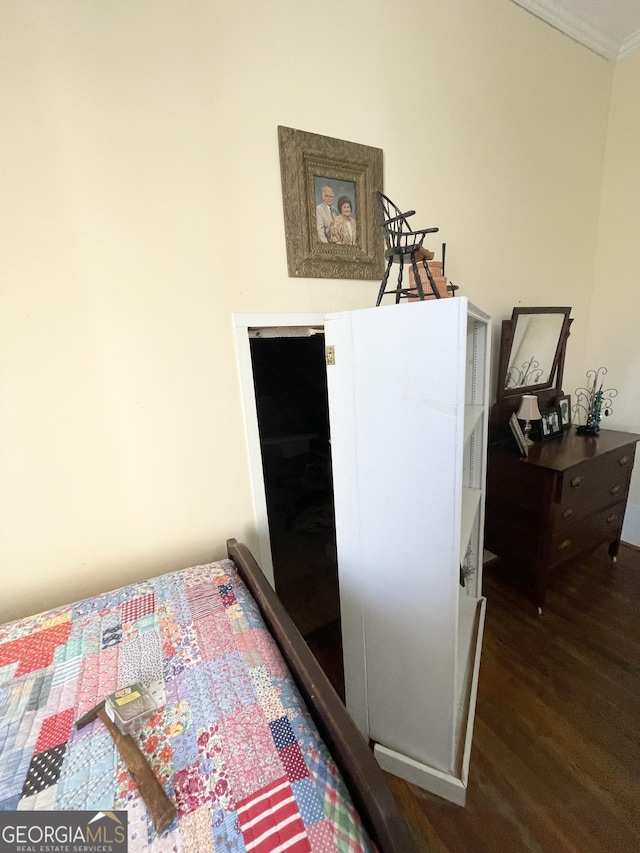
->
[570,476,584,488]
[558,539,572,552]
[619,455,630,466]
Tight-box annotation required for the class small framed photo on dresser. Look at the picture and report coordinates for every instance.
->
[538,405,563,441]
[556,394,571,429]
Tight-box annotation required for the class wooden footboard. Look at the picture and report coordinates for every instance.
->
[226,539,416,853]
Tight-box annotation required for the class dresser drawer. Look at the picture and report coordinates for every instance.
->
[550,501,626,567]
[554,443,635,524]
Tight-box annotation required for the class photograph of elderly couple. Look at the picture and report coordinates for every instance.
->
[314,178,358,246]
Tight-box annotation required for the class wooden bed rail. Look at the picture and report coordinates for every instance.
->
[226,539,417,853]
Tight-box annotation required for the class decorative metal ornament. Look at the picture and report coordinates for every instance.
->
[505,356,544,389]
[574,367,618,435]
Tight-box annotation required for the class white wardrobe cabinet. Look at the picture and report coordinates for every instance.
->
[324,297,490,806]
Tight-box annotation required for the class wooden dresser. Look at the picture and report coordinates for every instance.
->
[485,428,640,611]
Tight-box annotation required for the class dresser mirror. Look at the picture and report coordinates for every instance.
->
[491,306,572,425]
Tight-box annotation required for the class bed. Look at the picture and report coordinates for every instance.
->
[0,539,415,852]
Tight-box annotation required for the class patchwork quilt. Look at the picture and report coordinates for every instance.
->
[0,559,372,852]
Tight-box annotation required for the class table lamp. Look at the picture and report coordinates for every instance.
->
[517,394,542,445]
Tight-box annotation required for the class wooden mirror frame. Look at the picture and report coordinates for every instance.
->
[491,306,572,426]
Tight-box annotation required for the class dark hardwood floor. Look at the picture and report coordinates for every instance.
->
[386,542,640,852]
[284,540,640,851]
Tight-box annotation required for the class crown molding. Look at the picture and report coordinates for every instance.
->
[511,0,620,61]
[618,27,640,60]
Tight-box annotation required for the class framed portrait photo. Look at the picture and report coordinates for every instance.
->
[278,126,385,280]
[538,405,563,441]
[557,394,571,429]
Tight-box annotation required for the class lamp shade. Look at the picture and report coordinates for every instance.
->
[517,394,542,422]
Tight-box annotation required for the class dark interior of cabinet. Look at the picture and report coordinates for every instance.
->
[249,333,344,698]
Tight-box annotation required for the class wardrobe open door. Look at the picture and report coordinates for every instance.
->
[324,297,490,805]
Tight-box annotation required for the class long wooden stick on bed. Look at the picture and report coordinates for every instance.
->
[226,539,417,853]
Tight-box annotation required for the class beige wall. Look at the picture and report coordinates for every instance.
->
[0,0,624,622]
[591,49,640,539]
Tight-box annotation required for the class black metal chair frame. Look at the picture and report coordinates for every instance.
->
[376,192,441,307]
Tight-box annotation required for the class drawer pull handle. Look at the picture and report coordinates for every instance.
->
[611,484,621,496]
[558,540,572,553]
[571,476,584,488]
[619,455,630,466]
[606,513,617,524]
[562,508,574,519]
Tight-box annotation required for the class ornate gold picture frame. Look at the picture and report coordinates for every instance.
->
[278,126,384,280]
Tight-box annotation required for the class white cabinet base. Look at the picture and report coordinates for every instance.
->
[374,596,486,807]
[374,743,468,806]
